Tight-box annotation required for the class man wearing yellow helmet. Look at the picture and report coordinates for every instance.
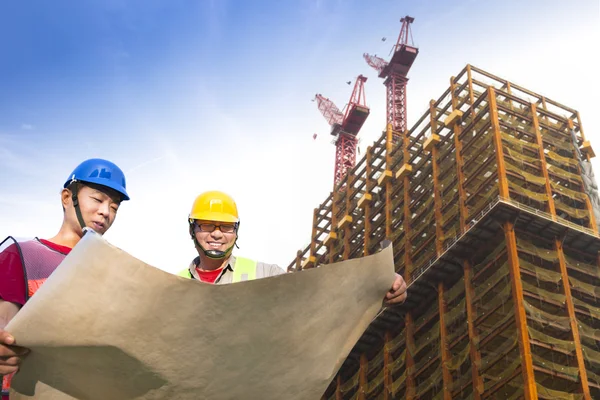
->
[178,191,285,283]
[178,191,408,307]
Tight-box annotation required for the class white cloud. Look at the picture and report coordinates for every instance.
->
[1,0,599,276]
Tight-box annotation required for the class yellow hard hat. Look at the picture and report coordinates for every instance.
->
[189,191,239,223]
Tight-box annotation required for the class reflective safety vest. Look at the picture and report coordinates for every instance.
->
[178,257,257,283]
[0,237,69,398]
[0,237,68,303]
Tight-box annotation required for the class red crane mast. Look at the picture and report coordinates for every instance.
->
[364,15,418,140]
[314,75,370,187]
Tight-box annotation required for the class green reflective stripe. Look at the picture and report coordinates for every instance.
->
[178,269,192,279]
[232,257,257,282]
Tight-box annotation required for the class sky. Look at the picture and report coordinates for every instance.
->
[1,0,599,274]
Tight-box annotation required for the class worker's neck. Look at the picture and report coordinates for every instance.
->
[48,223,82,249]
[198,253,230,271]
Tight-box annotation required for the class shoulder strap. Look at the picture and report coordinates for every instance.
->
[232,257,257,282]
[0,235,19,251]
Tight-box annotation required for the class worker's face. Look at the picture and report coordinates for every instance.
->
[193,220,238,253]
[63,183,121,235]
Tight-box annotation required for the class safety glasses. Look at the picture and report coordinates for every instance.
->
[195,222,237,234]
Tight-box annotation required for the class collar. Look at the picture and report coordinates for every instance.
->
[187,255,237,281]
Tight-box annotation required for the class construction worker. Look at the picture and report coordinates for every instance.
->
[0,158,130,400]
[179,191,408,306]
[179,190,286,283]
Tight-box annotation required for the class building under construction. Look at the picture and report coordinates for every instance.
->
[288,64,600,399]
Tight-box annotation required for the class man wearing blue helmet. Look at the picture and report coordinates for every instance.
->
[0,158,130,399]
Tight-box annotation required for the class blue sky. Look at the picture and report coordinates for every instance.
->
[1,0,599,272]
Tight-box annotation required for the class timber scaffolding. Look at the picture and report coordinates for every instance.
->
[287,64,600,399]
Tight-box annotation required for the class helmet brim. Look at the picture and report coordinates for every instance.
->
[189,211,239,223]
[66,177,130,201]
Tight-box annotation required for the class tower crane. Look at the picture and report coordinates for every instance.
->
[364,15,418,140]
[314,75,370,187]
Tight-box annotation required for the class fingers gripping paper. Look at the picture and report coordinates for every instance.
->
[6,232,395,400]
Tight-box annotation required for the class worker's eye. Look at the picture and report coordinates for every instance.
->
[199,223,217,232]
[220,224,236,233]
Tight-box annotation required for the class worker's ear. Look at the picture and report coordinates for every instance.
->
[61,188,72,212]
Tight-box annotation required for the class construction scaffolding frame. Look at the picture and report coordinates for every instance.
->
[288,65,600,399]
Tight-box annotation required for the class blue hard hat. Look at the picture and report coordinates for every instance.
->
[63,158,130,201]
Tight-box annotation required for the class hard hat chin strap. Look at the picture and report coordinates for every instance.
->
[200,245,234,259]
[70,182,87,233]
[193,234,237,260]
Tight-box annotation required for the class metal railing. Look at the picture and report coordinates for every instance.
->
[498,196,598,238]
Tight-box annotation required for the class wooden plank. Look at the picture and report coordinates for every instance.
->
[364,147,373,256]
[384,332,392,400]
[531,102,557,218]
[451,74,468,233]
[438,282,453,400]
[555,239,592,399]
[504,222,537,399]
[488,87,510,199]
[358,353,368,400]
[464,260,483,399]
